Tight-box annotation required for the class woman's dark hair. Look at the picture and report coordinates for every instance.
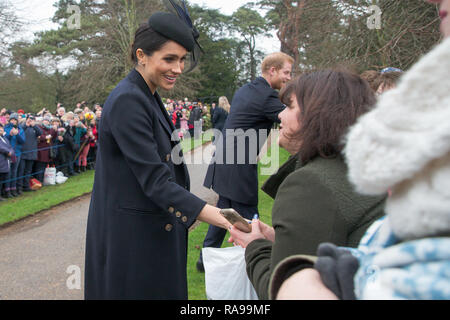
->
[130,23,170,64]
[280,70,376,163]
[360,70,380,92]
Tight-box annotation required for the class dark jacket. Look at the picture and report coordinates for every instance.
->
[84,69,207,300]
[211,107,228,133]
[21,124,42,160]
[244,155,386,300]
[203,77,285,206]
[0,135,14,173]
[54,127,75,165]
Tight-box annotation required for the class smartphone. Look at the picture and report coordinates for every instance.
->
[220,208,252,233]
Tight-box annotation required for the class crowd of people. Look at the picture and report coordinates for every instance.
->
[0,102,102,201]
[165,97,229,140]
[0,97,226,203]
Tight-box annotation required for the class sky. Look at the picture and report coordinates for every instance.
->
[6,0,280,53]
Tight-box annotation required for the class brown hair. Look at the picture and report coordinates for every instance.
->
[374,72,402,92]
[280,70,376,163]
[360,70,380,92]
[261,52,294,74]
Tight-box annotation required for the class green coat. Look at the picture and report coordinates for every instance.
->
[245,155,386,300]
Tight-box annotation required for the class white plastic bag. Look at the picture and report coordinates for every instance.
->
[55,171,68,184]
[43,167,56,186]
[202,246,259,300]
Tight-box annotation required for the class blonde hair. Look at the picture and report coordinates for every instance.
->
[218,96,231,113]
[261,52,294,74]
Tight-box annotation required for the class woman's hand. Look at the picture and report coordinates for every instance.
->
[258,220,275,242]
[197,204,232,230]
[228,219,268,248]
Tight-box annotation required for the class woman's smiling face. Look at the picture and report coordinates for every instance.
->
[137,40,188,93]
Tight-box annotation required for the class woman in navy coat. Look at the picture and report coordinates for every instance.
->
[84,6,231,300]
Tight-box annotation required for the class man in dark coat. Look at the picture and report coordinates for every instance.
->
[199,52,294,270]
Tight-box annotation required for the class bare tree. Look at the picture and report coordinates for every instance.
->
[0,0,22,66]
[259,0,441,73]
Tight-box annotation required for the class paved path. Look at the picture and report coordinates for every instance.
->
[0,143,218,300]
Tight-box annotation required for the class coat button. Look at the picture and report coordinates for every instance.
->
[181,216,188,223]
[165,224,173,232]
[176,211,182,218]
[168,207,175,214]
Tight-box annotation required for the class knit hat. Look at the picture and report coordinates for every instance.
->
[9,113,19,121]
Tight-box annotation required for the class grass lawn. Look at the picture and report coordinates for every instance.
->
[0,170,95,226]
[187,146,290,300]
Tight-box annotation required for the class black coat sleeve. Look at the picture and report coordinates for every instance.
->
[109,93,207,229]
[262,91,285,124]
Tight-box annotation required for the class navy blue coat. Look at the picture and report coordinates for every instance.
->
[211,106,228,133]
[20,124,42,161]
[204,77,285,206]
[84,69,207,300]
[0,135,14,173]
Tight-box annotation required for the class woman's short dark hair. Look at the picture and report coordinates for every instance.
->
[130,23,170,64]
[280,70,376,163]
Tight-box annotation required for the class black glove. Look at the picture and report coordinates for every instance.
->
[314,243,359,300]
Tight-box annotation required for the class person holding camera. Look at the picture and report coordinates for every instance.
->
[20,115,42,192]
[4,113,25,197]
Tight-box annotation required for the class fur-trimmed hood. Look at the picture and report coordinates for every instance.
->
[344,37,450,241]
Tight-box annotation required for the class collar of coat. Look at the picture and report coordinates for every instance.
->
[261,155,299,199]
[127,68,178,141]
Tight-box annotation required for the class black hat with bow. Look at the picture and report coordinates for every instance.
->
[148,0,203,72]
